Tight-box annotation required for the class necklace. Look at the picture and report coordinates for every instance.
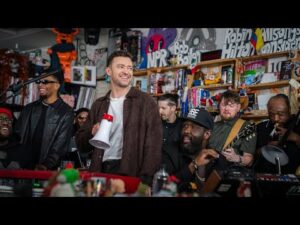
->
[42,101,49,106]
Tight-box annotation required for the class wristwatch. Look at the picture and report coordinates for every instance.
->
[192,160,206,182]
[192,159,199,170]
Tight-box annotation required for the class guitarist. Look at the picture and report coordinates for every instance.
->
[208,91,257,170]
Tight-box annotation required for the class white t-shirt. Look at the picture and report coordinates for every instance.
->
[102,95,125,161]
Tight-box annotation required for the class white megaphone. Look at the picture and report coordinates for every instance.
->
[89,113,113,150]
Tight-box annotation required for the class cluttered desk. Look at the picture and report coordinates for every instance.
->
[0,169,141,197]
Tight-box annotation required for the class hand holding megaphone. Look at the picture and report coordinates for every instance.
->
[92,123,100,136]
[89,113,113,150]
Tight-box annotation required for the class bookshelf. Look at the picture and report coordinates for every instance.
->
[132,50,300,120]
[236,50,300,89]
[133,65,189,96]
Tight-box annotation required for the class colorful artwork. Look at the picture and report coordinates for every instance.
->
[138,28,177,69]
[179,28,217,51]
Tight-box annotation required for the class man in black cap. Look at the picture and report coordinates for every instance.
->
[170,107,219,192]
[15,71,74,170]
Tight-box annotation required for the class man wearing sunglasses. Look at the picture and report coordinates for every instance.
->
[63,107,90,168]
[15,71,74,170]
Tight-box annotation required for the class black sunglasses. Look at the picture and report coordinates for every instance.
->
[35,80,58,85]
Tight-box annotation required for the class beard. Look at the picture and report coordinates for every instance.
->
[221,114,234,120]
[180,135,203,156]
[160,115,167,120]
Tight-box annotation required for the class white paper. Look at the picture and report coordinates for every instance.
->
[257,93,276,110]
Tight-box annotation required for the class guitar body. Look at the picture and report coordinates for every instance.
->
[207,122,256,176]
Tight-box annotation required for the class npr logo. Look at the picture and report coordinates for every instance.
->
[147,49,168,68]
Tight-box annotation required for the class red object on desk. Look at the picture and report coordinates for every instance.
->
[0,170,141,194]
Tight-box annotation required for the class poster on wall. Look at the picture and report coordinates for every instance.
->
[94,48,108,79]
[71,66,96,86]
[222,28,300,59]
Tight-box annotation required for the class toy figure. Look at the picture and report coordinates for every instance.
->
[193,70,202,86]
[240,83,247,96]
[0,49,28,103]
[49,165,80,197]
[48,28,79,83]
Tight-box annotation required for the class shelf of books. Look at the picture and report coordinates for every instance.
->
[132,50,300,120]
[237,50,300,89]
[133,65,189,96]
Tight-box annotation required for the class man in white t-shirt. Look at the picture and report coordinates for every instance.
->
[77,50,162,187]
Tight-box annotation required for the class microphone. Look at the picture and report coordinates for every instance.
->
[8,70,60,93]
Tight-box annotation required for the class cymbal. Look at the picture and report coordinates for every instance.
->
[261,145,289,166]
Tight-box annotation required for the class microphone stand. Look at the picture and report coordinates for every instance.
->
[0,70,59,104]
[275,154,281,175]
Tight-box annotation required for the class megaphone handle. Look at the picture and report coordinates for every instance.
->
[275,156,281,175]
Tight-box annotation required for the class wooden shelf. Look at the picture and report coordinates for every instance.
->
[238,50,293,62]
[151,91,178,97]
[133,70,147,76]
[240,80,290,90]
[238,77,300,90]
[197,58,236,67]
[147,64,189,73]
[151,93,164,97]
[133,65,189,76]
[241,113,269,120]
[193,83,232,90]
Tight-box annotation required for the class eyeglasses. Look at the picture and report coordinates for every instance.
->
[35,80,58,85]
[0,116,13,125]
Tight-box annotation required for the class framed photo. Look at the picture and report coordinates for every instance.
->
[133,76,148,92]
[133,77,142,90]
[84,66,97,86]
[71,66,84,84]
[71,66,97,86]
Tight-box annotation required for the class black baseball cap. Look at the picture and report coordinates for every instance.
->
[181,107,214,130]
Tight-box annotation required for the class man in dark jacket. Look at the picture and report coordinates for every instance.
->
[15,71,74,170]
[158,93,182,175]
[63,107,90,168]
[76,51,162,186]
